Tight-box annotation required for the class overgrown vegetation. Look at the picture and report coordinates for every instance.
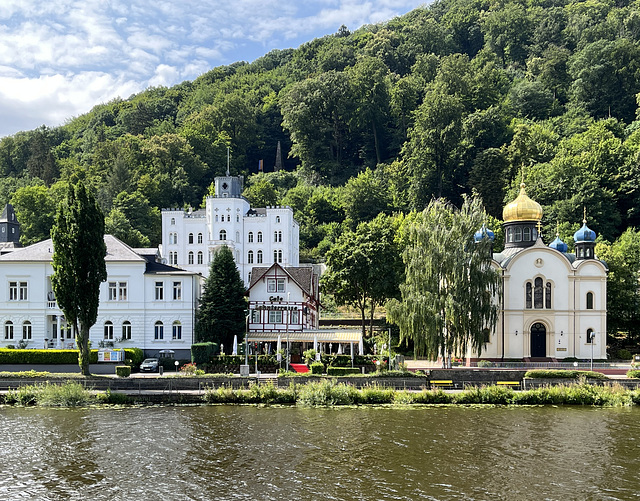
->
[524,369,608,379]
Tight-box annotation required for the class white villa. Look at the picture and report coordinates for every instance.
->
[160,174,299,285]
[0,235,200,359]
[475,183,608,361]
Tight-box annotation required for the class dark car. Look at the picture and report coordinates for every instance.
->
[139,358,160,372]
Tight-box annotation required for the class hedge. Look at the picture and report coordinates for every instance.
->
[191,342,219,364]
[115,366,131,377]
[327,367,361,376]
[0,348,144,365]
[310,362,324,375]
[524,369,608,380]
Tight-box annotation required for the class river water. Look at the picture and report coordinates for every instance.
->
[1,405,639,500]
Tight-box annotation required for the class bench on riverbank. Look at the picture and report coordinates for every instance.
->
[496,381,521,388]
[430,380,454,388]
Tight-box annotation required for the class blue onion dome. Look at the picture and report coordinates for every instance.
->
[549,235,568,253]
[474,224,495,243]
[573,220,596,243]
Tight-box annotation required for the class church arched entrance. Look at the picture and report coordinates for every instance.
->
[530,322,546,358]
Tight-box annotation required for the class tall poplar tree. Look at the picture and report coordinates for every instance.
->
[195,245,247,349]
[387,197,500,362]
[51,182,107,376]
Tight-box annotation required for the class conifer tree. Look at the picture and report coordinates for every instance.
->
[51,182,107,376]
[195,246,247,349]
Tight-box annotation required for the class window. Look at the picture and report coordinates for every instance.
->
[104,321,114,340]
[291,309,299,324]
[236,231,240,242]
[219,229,226,240]
[274,231,278,243]
[19,282,27,300]
[269,310,283,323]
[534,277,543,309]
[267,278,285,293]
[188,233,194,244]
[248,250,254,264]
[170,218,175,225]
[198,233,203,244]
[122,321,131,340]
[4,321,13,340]
[257,250,263,264]
[523,227,531,241]
[586,292,594,310]
[236,215,240,222]
[274,250,278,263]
[155,281,164,300]
[482,328,490,344]
[173,281,182,300]
[197,251,203,264]
[215,215,219,222]
[22,321,31,340]
[188,251,194,264]
[545,282,552,309]
[257,231,263,243]
[109,282,117,300]
[251,310,260,322]
[155,321,164,340]
[276,216,280,223]
[515,227,522,242]
[248,232,254,243]
[172,321,182,340]
[9,281,17,301]
[9,281,27,301]
[278,250,283,263]
[507,228,513,243]
[525,282,532,309]
[586,328,595,344]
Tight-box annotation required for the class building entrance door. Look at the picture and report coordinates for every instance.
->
[531,322,546,357]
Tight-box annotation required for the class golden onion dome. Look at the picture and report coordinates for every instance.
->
[502,183,543,222]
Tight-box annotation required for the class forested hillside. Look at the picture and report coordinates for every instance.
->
[1,0,640,260]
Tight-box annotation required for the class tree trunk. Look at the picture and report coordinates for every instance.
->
[372,119,381,165]
[369,302,376,338]
[77,321,91,376]
[360,303,367,340]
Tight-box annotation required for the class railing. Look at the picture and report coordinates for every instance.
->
[469,361,626,370]
[47,301,57,309]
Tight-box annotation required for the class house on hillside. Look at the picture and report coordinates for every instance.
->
[160,173,299,286]
[0,235,200,358]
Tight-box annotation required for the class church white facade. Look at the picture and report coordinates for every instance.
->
[160,175,299,285]
[476,184,607,361]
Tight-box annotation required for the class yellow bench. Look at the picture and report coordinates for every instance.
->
[430,380,453,386]
[496,381,520,387]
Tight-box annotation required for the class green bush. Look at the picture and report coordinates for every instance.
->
[297,380,359,406]
[626,370,640,378]
[303,349,317,365]
[329,355,353,367]
[477,360,493,367]
[115,366,131,377]
[327,367,361,376]
[452,385,514,405]
[125,348,144,366]
[524,369,607,380]
[4,382,94,407]
[0,348,143,365]
[358,384,395,404]
[310,362,324,375]
[617,349,632,360]
[97,389,132,404]
[191,342,219,364]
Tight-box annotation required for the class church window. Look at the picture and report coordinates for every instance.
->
[248,232,254,243]
[586,292,594,310]
[170,218,175,225]
[257,250,263,264]
[237,215,240,222]
[188,233,193,244]
[215,215,219,222]
[276,216,281,223]
[515,227,522,242]
[545,282,552,309]
[188,251,194,265]
[523,227,531,241]
[197,251,203,264]
[526,282,532,309]
[197,233,203,244]
[257,231,263,243]
[507,228,513,243]
[534,277,543,308]
[236,231,240,242]
[248,250,254,264]
[586,248,592,258]
[578,248,584,258]
[586,328,595,344]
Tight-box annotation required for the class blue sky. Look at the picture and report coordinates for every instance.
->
[0,0,426,138]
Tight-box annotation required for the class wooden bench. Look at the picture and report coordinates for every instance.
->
[430,380,453,387]
[496,381,520,387]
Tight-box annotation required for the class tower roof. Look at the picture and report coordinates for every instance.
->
[503,183,543,222]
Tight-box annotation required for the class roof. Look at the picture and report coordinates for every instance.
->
[0,235,146,263]
[0,204,16,223]
[247,329,361,343]
[248,264,316,296]
[145,260,195,275]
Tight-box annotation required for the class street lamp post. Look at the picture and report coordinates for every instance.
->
[591,332,595,371]
[286,292,290,372]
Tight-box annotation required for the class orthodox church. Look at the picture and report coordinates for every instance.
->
[475,183,607,360]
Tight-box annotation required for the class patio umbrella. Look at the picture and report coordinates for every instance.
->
[313,335,318,353]
[232,335,238,356]
[359,336,364,355]
[337,343,342,354]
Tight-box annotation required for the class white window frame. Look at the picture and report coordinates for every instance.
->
[172,321,182,340]
[269,310,283,323]
[122,321,132,340]
[104,321,114,340]
[155,321,164,340]
[22,321,32,340]
[155,281,164,300]
[173,281,182,300]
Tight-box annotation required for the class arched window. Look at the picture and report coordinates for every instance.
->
[188,233,194,244]
[257,250,263,264]
[545,282,552,309]
[523,227,531,241]
[507,228,513,243]
[215,215,219,222]
[586,328,594,344]
[4,321,13,340]
[534,277,543,309]
[236,215,240,222]
[586,292,594,310]
[525,282,532,309]
[515,227,522,242]
[257,231,263,243]
[219,229,226,240]
[278,250,283,263]
[155,321,164,340]
[122,321,131,340]
[274,250,278,263]
[276,216,280,223]
[172,321,182,340]
[236,231,240,242]
[170,218,175,225]
[22,321,32,340]
[274,231,278,243]
[104,321,114,340]
[197,233,203,244]
[248,250,254,264]
[188,251,194,264]
[248,232,254,243]
[197,251,203,264]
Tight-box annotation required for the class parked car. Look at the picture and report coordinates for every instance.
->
[140,358,159,373]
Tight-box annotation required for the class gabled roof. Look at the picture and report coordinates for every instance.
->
[0,235,146,263]
[247,263,316,297]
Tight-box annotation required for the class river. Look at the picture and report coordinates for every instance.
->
[0,405,639,500]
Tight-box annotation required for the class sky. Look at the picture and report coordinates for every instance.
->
[0,0,427,138]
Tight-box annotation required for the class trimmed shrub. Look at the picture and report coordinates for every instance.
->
[115,366,131,377]
[524,369,608,380]
[310,362,324,375]
[617,349,632,360]
[327,367,361,376]
[191,342,218,364]
[626,370,640,378]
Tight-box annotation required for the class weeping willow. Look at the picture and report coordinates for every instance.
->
[388,196,501,360]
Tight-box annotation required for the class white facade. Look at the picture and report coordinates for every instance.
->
[161,175,299,285]
[0,236,200,358]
